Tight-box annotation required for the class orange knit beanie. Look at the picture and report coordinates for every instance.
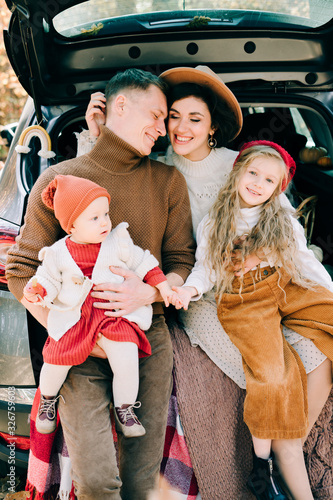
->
[41,175,111,234]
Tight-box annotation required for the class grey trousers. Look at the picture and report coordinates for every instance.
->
[58,315,173,500]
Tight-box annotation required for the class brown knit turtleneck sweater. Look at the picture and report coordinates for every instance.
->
[6,126,195,313]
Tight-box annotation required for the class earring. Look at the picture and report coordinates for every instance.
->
[208,134,217,149]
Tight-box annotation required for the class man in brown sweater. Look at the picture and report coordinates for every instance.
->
[6,69,195,500]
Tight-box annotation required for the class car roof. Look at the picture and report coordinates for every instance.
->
[4,0,333,108]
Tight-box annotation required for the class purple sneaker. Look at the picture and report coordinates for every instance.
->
[36,395,64,434]
[114,401,146,438]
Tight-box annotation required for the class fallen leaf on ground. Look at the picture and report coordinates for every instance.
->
[4,491,30,500]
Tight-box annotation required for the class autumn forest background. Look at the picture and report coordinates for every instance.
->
[0,0,27,164]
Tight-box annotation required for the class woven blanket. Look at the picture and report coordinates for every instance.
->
[25,323,333,499]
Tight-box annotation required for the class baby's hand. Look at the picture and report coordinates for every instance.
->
[165,290,184,310]
[156,281,184,308]
[170,286,194,311]
[23,278,47,303]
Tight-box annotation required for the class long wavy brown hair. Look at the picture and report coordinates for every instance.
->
[205,145,312,300]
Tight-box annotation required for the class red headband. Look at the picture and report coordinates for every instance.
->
[234,140,296,191]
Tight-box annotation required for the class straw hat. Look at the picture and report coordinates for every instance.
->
[160,65,243,139]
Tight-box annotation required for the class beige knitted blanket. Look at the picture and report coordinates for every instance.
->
[170,322,333,500]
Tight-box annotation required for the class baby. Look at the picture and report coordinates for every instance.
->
[24,174,181,437]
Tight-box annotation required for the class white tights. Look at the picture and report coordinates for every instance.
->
[39,335,139,408]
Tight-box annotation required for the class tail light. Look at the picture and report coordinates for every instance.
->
[0,221,19,290]
[0,431,30,450]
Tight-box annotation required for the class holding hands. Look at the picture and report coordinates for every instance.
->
[169,285,198,311]
[156,280,185,309]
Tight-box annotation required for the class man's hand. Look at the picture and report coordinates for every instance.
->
[20,296,49,329]
[86,92,106,137]
[91,266,158,316]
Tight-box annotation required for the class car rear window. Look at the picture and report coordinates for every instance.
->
[53,0,332,38]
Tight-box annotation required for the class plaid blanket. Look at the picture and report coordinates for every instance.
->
[26,384,199,500]
[161,380,199,500]
[26,388,74,500]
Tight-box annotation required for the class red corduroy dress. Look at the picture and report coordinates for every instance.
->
[42,238,161,365]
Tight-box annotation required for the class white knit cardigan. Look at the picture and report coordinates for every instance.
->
[28,222,159,340]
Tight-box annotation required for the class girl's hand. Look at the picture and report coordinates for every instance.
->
[170,286,195,310]
[155,280,184,308]
[21,296,49,328]
[86,92,106,137]
[163,289,184,309]
[231,235,262,275]
[167,291,185,310]
[233,254,262,276]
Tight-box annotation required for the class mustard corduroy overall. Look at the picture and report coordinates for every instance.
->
[217,266,333,439]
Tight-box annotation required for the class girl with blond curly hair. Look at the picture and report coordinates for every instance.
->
[172,140,333,500]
